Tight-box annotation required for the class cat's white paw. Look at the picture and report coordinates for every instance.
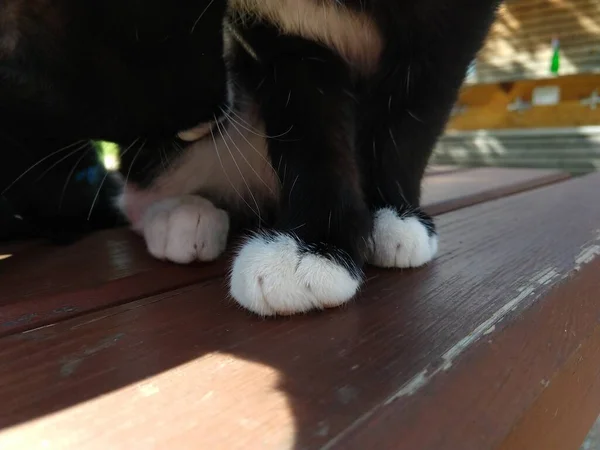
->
[230,232,361,316]
[141,196,229,264]
[369,207,438,268]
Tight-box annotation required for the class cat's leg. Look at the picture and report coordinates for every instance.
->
[139,196,229,264]
[360,97,443,269]
[228,35,371,316]
[359,0,500,269]
[358,72,455,269]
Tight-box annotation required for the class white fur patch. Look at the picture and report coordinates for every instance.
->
[369,208,439,268]
[230,0,383,73]
[230,232,360,316]
[117,105,278,227]
[140,196,229,264]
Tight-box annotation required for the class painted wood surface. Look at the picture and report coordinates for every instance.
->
[1,170,599,450]
[422,167,569,215]
[0,168,569,335]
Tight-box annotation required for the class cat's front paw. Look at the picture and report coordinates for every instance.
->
[141,196,229,264]
[230,232,361,316]
[368,207,438,268]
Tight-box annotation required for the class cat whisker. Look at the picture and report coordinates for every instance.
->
[407,109,424,123]
[395,181,410,212]
[223,113,280,184]
[288,175,299,205]
[221,118,274,195]
[190,0,217,34]
[215,119,263,223]
[34,141,91,182]
[290,223,306,232]
[87,170,111,221]
[389,128,398,150]
[59,145,93,211]
[2,140,86,195]
[172,140,185,155]
[210,120,262,221]
[220,106,295,141]
[124,138,145,186]
[86,137,143,221]
[159,145,168,170]
[219,103,257,129]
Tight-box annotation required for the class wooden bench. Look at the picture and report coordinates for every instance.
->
[1,167,598,450]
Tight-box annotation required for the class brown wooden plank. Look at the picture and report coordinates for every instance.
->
[0,228,225,336]
[1,168,565,335]
[338,257,600,450]
[422,167,570,215]
[0,172,599,449]
[0,239,42,257]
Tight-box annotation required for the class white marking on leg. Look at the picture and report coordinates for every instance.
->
[230,232,360,316]
[141,196,230,264]
[369,208,438,268]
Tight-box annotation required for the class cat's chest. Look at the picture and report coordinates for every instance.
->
[118,109,278,229]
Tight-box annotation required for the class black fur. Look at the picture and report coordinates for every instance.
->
[230,27,372,271]
[0,0,228,242]
[226,0,500,277]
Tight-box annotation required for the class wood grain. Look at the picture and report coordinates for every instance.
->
[0,228,225,336]
[0,169,565,336]
[422,167,569,215]
[1,172,599,450]
[337,257,600,450]
[0,240,42,256]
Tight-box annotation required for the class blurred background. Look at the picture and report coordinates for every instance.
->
[431,0,600,175]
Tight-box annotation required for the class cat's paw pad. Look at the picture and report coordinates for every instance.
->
[141,196,229,264]
[230,232,361,316]
[368,207,438,268]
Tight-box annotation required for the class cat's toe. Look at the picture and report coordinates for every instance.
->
[230,232,361,316]
[142,196,229,264]
[369,207,438,268]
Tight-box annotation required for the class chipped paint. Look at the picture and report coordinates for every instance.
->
[484,325,496,335]
[575,245,600,271]
[390,265,564,397]
[336,385,359,405]
[380,234,600,405]
[531,267,561,286]
[321,231,600,450]
[384,370,429,403]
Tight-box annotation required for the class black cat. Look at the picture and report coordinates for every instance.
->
[117,0,501,316]
[0,0,228,242]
